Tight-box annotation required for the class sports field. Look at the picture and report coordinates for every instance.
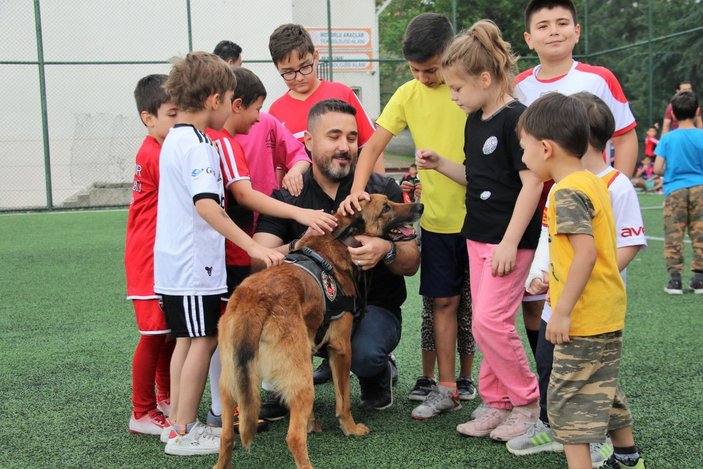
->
[1,193,700,468]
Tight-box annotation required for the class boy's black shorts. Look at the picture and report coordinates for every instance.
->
[160,294,220,338]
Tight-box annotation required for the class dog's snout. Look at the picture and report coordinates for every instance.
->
[414,203,424,215]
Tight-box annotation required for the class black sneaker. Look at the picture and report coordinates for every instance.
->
[689,278,703,294]
[313,358,332,385]
[408,376,437,402]
[388,353,399,386]
[664,277,683,295]
[456,377,477,401]
[259,395,289,421]
[359,362,393,410]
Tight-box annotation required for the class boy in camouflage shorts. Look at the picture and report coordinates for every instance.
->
[653,91,703,295]
[518,93,645,468]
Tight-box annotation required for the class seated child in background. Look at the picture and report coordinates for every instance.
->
[518,92,646,469]
[400,163,421,202]
[125,74,178,435]
[631,155,662,192]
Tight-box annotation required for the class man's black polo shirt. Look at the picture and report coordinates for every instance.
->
[256,168,408,319]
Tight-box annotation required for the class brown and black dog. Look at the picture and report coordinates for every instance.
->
[213,194,423,469]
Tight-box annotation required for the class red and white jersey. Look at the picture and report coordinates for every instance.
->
[515,60,637,140]
[125,135,160,299]
[269,80,376,145]
[207,127,252,267]
[154,124,227,296]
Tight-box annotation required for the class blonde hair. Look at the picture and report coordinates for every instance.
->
[165,51,236,112]
[442,20,517,98]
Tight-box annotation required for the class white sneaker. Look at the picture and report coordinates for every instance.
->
[164,421,220,456]
[157,399,171,417]
[128,411,167,436]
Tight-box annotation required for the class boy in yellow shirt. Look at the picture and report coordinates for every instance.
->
[518,92,645,469]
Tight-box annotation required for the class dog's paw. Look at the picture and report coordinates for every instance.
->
[342,422,369,436]
[307,419,322,434]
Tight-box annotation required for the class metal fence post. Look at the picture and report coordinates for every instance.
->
[187,0,193,51]
[34,0,53,209]
[326,0,333,81]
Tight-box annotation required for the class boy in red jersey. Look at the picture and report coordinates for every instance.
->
[124,74,178,435]
[267,23,385,173]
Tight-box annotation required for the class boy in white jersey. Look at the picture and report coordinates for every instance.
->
[513,0,640,396]
[508,92,647,468]
[154,51,284,456]
[515,0,638,178]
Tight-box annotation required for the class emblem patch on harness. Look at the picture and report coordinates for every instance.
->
[321,271,337,301]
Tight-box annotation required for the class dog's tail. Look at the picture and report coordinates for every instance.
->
[220,286,265,448]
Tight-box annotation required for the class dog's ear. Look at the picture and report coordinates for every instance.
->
[332,211,364,241]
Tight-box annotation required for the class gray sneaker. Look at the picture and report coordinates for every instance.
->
[591,437,614,468]
[505,419,564,456]
[411,388,461,420]
[456,377,477,400]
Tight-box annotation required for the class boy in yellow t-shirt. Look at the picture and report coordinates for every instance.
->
[518,92,645,469]
[341,12,476,415]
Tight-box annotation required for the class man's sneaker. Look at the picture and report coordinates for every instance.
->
[456,377,477,400]
[505,419,563,455]
[388,353,399,386]
[411,387,461,420]
[164,421,220,456]
[206,407,269,434]
[489,404,539,441]
[689,278,703,294]
[313,359,332,385]
[359,362,393,410]
[602,456,646,468]
[157,399,171,417]
[129,410,168,435]
[591,438,614,468]
[408,376,437,401]
[259,395,289,421]
[456,407,510,437]
[664,277,683,295]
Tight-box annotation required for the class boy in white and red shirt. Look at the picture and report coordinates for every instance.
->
[124,74,178,436]
[205,67,337,428]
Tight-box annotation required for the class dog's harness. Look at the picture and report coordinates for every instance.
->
[285,247,358,347]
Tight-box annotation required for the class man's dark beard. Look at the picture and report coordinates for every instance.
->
[319,151,356,182]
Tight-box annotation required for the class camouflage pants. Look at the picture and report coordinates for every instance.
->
[664,184,703,274]
[420,267,475,355]
[548,331,633,444]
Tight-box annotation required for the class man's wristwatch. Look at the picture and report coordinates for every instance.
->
[383,241,397,265]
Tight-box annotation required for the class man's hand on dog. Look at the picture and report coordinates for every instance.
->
[339,191,371,215]
[348,235,391,271]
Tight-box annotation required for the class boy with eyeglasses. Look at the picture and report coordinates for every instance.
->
[267,23,384,173]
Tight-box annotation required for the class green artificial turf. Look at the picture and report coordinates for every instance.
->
[1,196,701,468]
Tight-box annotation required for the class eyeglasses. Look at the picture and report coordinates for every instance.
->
[280,62,314,81]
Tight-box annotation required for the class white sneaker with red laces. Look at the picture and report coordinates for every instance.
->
[164,421,220,456]
[129,410,168,435]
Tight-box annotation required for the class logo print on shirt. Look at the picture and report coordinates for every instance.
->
[205,266,213,276]
[480,191,491,200]
[482,136,498,155]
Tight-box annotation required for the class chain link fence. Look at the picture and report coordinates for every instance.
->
[1,0,701,211]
